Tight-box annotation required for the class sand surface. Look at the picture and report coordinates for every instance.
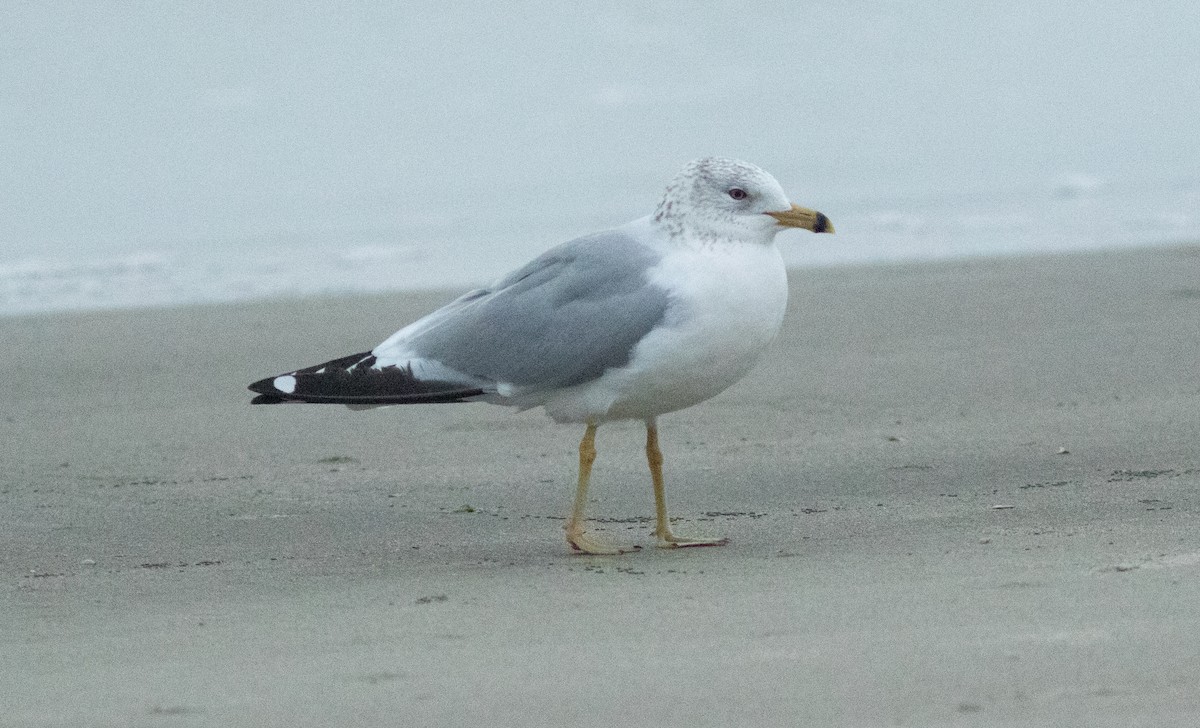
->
[4,246,1200,727]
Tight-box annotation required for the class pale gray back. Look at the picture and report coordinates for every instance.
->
[406,230,670,389]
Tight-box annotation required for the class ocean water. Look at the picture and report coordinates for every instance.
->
[3,177,1197,317]
[3,3,1199,316]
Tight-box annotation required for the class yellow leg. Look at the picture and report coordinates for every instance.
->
[564,424,638,555]
[646,419,729,549]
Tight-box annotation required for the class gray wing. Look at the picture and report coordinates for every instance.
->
[372,229,670,392]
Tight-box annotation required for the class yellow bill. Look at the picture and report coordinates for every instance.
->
[766,203,834,234]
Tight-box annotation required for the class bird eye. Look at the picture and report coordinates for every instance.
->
[727,188,748,200]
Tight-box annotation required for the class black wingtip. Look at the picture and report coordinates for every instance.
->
[248,376,278,395]
[247,351,486,406]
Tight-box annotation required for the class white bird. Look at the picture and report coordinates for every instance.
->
[249,157,833,554]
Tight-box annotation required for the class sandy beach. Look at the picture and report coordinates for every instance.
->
[4,245,1200,727]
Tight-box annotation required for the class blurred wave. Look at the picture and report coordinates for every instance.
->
[3,176,1197,316]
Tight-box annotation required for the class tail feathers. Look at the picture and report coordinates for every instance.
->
[248,351,485,405]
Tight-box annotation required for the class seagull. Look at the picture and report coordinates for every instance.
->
[248,157,833,554]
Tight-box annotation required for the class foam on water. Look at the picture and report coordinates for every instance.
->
[2,178,1197,317]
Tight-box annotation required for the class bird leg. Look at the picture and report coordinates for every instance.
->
[565,424,639,555]
[646,419,729,549]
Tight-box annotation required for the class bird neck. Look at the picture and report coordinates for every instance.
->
[648,212,778,249]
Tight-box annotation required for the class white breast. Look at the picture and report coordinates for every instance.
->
[542,239,788,423]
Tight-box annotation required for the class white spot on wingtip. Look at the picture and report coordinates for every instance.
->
[273,375,297,394]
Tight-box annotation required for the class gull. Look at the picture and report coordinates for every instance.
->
[248,157,833,554]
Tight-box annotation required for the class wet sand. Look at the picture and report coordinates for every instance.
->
[4,245,1200,726]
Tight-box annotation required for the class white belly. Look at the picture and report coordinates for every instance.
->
[542,242,788,423]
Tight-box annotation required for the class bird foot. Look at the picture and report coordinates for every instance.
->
[566,525,642,555]
[655,529,730,549]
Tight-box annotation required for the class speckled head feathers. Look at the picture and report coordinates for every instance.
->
[652,158,794,243]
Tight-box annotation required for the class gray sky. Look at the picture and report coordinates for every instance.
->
[3,1,1198,257]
